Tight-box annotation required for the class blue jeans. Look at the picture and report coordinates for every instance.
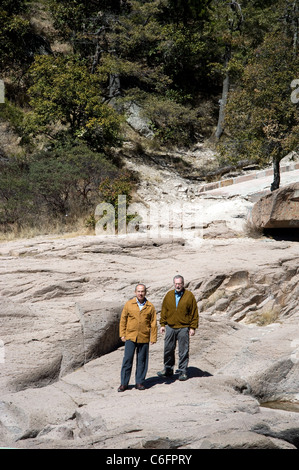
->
[120,340,149,386]
[164,325,189,374]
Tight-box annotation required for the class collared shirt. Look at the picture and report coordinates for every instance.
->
[175,290,183,307]
[119,297,157,343]
[136,297,147,310]
[160,289,199,330]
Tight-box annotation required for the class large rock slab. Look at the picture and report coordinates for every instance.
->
[1,321,299,449]
[190,256,299,321]
[1,235,299,449]
[0,296,122,392]
[251,182,299,229]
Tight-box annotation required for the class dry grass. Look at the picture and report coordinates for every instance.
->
[243,219,264,239]
[246,307,281,326]
[0,217,93,242]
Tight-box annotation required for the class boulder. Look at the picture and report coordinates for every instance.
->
[125,101,154,139]
[0,297,122,393]
[75,300,123,362]
[251,182,299,229]
[0,384,76,442]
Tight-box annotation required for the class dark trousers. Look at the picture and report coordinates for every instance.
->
[120,340,149,386]
[164,325,189,374]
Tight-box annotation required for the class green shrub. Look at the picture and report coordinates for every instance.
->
[142,95,201,145]
[0,159,33,229]
[89,172,137,232]
[0,141,124,232]
[27,55,124,150]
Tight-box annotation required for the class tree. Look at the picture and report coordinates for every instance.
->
[0,1,31,73]
[0,0,52,89]
[0,158,32,228]
[48,0,214,135]
[27,55,123,150]
[0,141,122,230]
[158,0,212,25]
[207,0,290,141]
[283,0,298,55]
[221,31,299,191]
[29,142,120,216]
[210,1,244,140]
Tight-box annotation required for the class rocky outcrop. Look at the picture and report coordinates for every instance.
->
[251,182,299,229]
[124,101,154,139]
[0,297,122,393]
[192,256,299,321]
[0,235,299,449]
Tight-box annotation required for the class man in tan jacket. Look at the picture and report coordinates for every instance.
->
[118,284,157,392]
[158,275,198,381]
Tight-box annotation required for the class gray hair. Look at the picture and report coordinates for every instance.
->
[135,283,147,292]
[173,275,184,284]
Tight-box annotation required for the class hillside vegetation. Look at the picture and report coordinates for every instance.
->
[0,0,298,235]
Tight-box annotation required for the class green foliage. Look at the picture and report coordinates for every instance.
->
[159,0,212,25]
[27,55,123,149]
[0,141,122,230]
[48,0,129,38]
[142,95,201,145]
[102,2,173,94]
[30,141,120,214]
[86,172,136,231]
[158,23,209,94]
[99,173,134,208]
[204,0,286,90]
[0,6,31,72]
[47,0,87,37]
[1,0,298,232]
[1,0,26,15]
[0,101,25,136]
[0,158,33,228]
[219,31,299,167]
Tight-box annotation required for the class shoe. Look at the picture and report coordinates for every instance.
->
[135,383,145,390]
[118,384,128,392]
[157,369,173,378]
[179,373,188,381]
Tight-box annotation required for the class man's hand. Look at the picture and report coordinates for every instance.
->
[160,326,165,334]
[189,329,195,337]
[121,336,126,342]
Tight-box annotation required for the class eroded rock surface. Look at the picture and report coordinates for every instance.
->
[0,234,299,449]
[251,182,299,229]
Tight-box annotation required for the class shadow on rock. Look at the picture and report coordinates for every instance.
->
[188,366,213,378]
[263,228,299,241]
[144,367,212,389]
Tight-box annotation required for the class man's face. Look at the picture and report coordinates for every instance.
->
[136,285,146,302]
[174,278,184,292]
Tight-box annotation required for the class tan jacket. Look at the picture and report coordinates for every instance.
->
[119,297,157,343]
[160,289,199,330]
